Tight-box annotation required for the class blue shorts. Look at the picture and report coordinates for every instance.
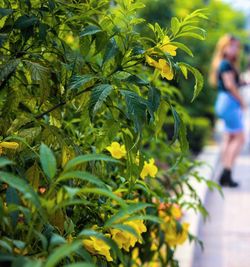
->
[215,91,244,133]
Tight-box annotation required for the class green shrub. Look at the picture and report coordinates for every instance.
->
[0,0,217,266]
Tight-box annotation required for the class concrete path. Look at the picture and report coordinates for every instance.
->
[193,152,250,267]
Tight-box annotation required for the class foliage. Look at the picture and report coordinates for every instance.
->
[164,117,211,155]
[140,0,248,125]
[0,0,216,266]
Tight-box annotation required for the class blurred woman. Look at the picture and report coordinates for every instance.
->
[210,34,246,187]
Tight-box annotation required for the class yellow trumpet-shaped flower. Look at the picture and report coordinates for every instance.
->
[158,59,174,80]
[140,158,158,179]
[111,220,147,252]
[164,220,190,247]
[82,236,113,262]
[106,142,126,159]
[160,36,177,56]
[0,141,19,155]
[145,56,174,80]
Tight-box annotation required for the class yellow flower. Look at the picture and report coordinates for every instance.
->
[158,59,174,80]
[145,56,174,80]
[170,204,182,220]
[140,158,158,179]
[106,142,126,159]
[158,210,170,224]
[160,36,177,56]
[164,220,190,247]
[145,55,159,68]
[82,236,113,262]
[0,141,19,155]
[110,220,147,251]
[110,228,132,251]
[65,34,75,45]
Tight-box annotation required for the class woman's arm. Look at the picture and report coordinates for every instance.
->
[222,71,246,109]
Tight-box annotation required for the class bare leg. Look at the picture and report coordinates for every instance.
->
[219,131,244,187]
[223,132,244,169]
[220,133,230,162]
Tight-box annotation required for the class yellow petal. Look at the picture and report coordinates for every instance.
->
[0,141,19,149]
[158,59,174,80]
[106,142,126,159]
[145,55,159,68]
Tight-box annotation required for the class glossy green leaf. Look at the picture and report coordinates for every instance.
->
[0,158,14,168]
[105,203,153,226]
[40,143,57,180]
[44,241,82,267]
[80,25,102,37]
[58,171,106,188]
[64,154,119,171]
[89,84,113,115]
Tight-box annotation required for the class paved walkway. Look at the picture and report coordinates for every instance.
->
[193,148,250,267]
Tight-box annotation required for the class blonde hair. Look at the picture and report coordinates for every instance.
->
[209,34,239,87]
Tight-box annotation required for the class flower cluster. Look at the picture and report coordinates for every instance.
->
[158,203,189,247]
[146,35,177,80]
[82,220,147,261]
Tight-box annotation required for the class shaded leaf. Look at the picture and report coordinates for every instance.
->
[80,25,102,37]
[89,84,113,115]
[40,144,57,181]
[64,154,119,171]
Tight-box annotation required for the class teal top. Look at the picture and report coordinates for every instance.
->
[217,59,239,92]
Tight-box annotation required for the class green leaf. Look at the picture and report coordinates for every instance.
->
[147,86,161,120]
[0,240,12,252]
[23,260,43,267]
[171,17,180,36]
[64,154,119,171]
[14,15,38,29]
[178,62,204,101]
[69,74,96,91]
[110,224,140,239]
[171,42,193,57]
[62,264,96,267]
[44,241,82,267]
[0,8,13,17]
[124,75,149,85]
[0,158,14,168]
[40,143,57,180]
[0,34,8,47]
[49,234,66,248]
[121,90,147,133]
[89,84,113,115]
[80,25,102,37]
[105,203,153,227]
[169,105,181,144]
[0,59,20,87]
[57,171,106,188]
[78,188,126,207]
[176,32,205,40]
[0,171,45,219]
[125,214,163,224]
[179,117,189,152]
[6,187,20,227]
[23,60,49,82]
[179,64,188,79]
[103,38,119,64]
